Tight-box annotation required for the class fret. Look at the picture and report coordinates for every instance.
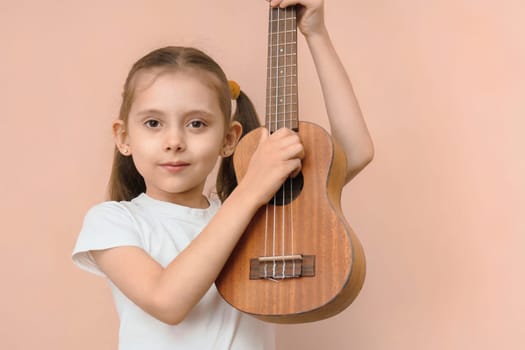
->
[268,53,297,59]
[267,102,298,106]
[266,86,298,91]
[267,112,299,117]
[267,105,299,111]
[266,94,297,101]
[268,53,296,59]
[268,55,296,62]
[265,116,299,121]
[269,43,296,50]
[267,113,299,117]
[268,19,296,25]
[267,112,299,118]
[268,29,296,35]
[269,17,296,22]
[267,105,298,110]
[268,94,297,100]
[267,58,296,65]
[266,121,299,131]
[267,109,299,113]
[267,100,298,105]
[267,82,298,91]
[268,82,296,89]
[267,118,299,124]
[266,89,298,95]
[269,21,296,27]
[269,29,297,34]
[267,96,298,103]
[268,75,295,82]
[266,78,297,93]
[268,63,296,70]
[267,76,297,82]
[267,64,297,69]
[269,42,297,46]
[267,89,298,97]
[269,43,297,51]
[267,75,297,82]
[267,106,298,111]
[266,106,299,115]
[267,102,299,113]
[267,68,297,75]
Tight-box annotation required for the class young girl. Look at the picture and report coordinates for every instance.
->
[72,0,374,349]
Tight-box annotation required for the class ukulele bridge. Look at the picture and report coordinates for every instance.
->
[249,255,315,280]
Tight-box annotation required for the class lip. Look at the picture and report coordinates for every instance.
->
[159,161,190,173]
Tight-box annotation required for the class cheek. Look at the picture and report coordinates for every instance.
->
[128,139,159,174]
[200,140,222,160]
[128,129,158,155]
[192,135,223,161]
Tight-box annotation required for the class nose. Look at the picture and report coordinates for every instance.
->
[164,126,185,152]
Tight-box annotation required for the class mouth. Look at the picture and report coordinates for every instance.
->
[159,161,190,173]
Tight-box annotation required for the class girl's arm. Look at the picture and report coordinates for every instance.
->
[271,0,374,183]
[91,128,304,325]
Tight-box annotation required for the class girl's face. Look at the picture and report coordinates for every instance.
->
[116,69,236,207]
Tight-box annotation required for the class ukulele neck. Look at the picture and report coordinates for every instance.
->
[265,6,299,133]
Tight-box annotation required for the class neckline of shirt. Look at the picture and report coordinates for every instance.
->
[132,193,219,219]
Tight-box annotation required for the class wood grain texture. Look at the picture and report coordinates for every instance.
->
[215,122,366,323]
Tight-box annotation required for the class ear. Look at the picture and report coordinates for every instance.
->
[112,120,131,156]
[221,121,243,157]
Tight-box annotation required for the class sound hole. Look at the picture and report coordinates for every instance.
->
[269,172,304,206]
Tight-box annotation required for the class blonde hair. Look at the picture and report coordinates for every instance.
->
[108,46,260,202]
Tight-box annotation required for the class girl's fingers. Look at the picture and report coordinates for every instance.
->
[268,0,318,9]
[266,129,304,159]
[243,128,304,204]
[266,0,325,37]
[289,158,303,178]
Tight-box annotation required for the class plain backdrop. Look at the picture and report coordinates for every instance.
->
[1,0,524,349]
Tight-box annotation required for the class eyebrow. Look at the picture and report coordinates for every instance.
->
[133,108,164,117]
[133,108,218,119]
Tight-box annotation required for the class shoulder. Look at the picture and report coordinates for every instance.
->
[72,198,146,276]
[83,200,135,226]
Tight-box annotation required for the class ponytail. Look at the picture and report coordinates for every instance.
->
[108,148,146,202]
[216,90,261,202]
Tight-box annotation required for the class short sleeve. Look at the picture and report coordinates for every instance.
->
[72,202,143,277]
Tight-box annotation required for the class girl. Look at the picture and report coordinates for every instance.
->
[72,0,374,349]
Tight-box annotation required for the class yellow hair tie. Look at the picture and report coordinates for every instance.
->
[228,80,241,100]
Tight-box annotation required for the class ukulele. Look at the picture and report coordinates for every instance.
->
[215,4,365,324]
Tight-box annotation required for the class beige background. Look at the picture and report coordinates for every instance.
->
[1,0,524,349]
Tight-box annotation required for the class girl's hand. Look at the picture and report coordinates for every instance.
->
[239,128,304,207]
[268,0,326,37]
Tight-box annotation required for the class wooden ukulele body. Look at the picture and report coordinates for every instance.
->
[215,122,366,323]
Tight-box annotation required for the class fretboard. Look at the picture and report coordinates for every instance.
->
[266,6,298,133]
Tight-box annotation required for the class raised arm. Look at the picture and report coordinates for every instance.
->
[270,0,374,183]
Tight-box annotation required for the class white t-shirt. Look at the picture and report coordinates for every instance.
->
[72,193,274,350]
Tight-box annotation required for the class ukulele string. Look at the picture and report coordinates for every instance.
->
[264,4,274,279]
[281,6,287,279]
[286,6,297,276]
[286,6,296,279]
[272,5,280,279]
[274,6,298,279]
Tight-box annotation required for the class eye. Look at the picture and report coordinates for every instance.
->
[187,120,206,129]
[144,119,161,128]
